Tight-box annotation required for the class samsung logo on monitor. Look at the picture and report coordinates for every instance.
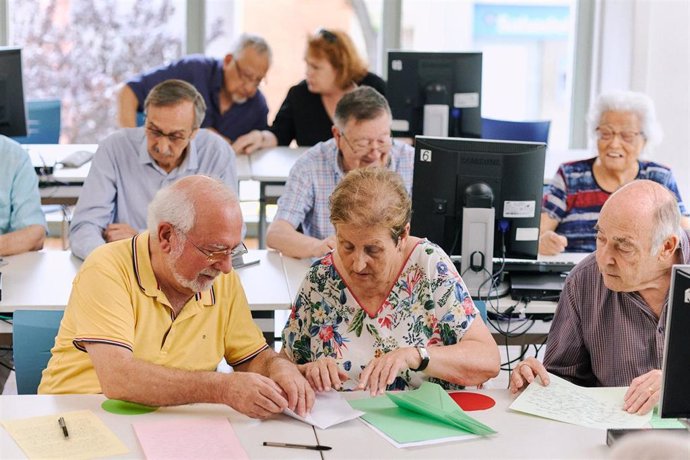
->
[460,157,500,167]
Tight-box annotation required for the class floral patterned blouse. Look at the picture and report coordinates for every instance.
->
[281,239,478,391]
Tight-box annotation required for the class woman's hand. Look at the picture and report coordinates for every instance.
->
[298,358,349,392]
[357,348,420,396]
[539,230,568,255]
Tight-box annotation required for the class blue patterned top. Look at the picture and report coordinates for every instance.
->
[281,240,478,391]
[543,158,688,252]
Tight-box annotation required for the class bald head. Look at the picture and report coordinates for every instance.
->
[600,179,681,254]
[147,175,240,238]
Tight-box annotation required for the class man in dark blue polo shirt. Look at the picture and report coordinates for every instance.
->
[117,33,271,147]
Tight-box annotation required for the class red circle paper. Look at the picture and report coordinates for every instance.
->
[450,392,496,411]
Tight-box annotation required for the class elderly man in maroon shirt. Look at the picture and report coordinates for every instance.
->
[510,179,690,416]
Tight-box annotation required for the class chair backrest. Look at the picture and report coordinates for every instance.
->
[473,300,488,323]
[136,111,146,127]
[13,310,64,394]
[11,99,61,144]
[481,117,551,144]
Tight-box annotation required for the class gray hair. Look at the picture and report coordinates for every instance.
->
[333,86,391,130]
[587,90,662,155]
[233,33,272,66]
[144,79,207,129]
[147,175,239,240]
[651,191,683,255]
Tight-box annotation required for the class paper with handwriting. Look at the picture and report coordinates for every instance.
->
[510,373,652,429]
[1,410,128,459]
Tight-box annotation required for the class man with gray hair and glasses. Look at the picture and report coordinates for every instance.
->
[267,85,414,258]
[70,79,239,259]
[43,176,314,419]
[118,33,271,146]
[510,179,690,416]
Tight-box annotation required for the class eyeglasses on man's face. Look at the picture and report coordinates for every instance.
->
[145,124,193,146]
[339,131,393,155]
[233,59,264,88]
[596,127,643,144]
[188,238,248,264]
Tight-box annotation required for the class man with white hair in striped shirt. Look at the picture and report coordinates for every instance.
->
[509,179,690,416]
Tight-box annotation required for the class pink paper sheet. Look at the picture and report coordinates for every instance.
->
[133,417,248,460]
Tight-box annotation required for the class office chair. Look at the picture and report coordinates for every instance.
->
[13,310,64,394]
[11,99,61,144]
[481,117,551,144]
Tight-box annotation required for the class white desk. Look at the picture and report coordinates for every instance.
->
[0,249,293,314]
[0,391,613,459]
[0,394,319,460]
[248,147,307,248]
[27,144,97,206]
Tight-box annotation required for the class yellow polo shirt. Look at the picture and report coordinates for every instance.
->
[38,232,267,394]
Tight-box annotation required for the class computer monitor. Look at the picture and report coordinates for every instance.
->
[387,51,482,139]
[0,47,28,137]
[410,136,546,295]
[659,264,690,420]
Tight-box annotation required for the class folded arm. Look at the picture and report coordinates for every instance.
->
[116,84,139,128]
[0,224,45,256]
[266,219,335,259]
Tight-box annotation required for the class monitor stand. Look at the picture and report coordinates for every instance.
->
[423,104,449,137]
[460,207,509,299]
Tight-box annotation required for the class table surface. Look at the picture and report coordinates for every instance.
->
[0,249,302,313]
[0,390,611,459]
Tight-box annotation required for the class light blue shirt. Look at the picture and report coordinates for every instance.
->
[274,138,414,240]
[0,135,47,234]
[69,128,238,260]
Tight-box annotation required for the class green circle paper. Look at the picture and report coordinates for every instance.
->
[101,399,158,415]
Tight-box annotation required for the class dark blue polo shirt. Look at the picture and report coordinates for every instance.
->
[126,55,268,141]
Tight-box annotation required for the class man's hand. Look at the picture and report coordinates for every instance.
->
[267,356,315,417]
[623,369,661,415]
[232,130,263,155]
[357,348,419,396]
[539,231,568,255]
[312,236,337,258]
[223,372,291,419]
[509,357,551,394]
[299,358,349,392]
[103,223,138,243]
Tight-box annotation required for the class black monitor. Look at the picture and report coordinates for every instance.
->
[410,136,546,295]
[387,51,482,139]
[0,47,27,137]
[660,264,690,420]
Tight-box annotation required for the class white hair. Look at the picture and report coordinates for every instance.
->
[147,185,195,240]
[587,90,663,156]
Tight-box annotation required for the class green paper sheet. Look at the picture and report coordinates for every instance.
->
[650,407,687,429]
[101,399,158,415]
[348,382,496,445]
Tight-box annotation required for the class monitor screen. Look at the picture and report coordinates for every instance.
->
[410,136,546,261]
[387,51,482,139]
[660,264,690,419]
[0,47,27,137]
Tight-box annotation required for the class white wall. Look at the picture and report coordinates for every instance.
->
[632,0,690,204]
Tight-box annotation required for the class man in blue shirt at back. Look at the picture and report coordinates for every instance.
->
[0,135,46,256]
[117,33,271,148]
[70,79,239,260]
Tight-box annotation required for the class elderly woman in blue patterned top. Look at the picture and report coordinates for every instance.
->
[280,167,499,395]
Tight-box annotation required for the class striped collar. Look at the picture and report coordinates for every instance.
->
[130,231,216,307]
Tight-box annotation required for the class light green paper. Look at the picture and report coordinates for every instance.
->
[348,382,495,445]
[651,407,687,429]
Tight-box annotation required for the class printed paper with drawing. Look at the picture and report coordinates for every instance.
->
[510,373,653,429]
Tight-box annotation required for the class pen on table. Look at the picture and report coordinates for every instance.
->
[58,416,69,439]
[263,441,331,451]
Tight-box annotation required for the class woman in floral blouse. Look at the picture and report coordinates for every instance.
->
[281,167,500,395]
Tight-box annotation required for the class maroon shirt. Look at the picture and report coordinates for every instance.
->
[544,230,690,386]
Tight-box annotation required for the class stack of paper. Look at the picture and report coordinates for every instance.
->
[349,382,496,448]
[509,373,653,429]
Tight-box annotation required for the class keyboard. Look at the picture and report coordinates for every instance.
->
[498,259,576,274]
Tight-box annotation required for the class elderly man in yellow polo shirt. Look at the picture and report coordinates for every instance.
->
[39,175,314,419]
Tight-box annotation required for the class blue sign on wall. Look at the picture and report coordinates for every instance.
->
[474,4,570,40]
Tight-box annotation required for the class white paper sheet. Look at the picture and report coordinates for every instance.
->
[283,391,364,429]
[509,373,653,429]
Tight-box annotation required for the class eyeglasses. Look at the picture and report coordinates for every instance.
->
[146,124,193,145]
[596,127,643,144]
[233,59,264,88]
[189,239,248,264]
[339,131,393,155]
[316,28,337,43]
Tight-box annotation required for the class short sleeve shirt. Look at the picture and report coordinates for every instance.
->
[38,232,267,394]
[281,240,478,391]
